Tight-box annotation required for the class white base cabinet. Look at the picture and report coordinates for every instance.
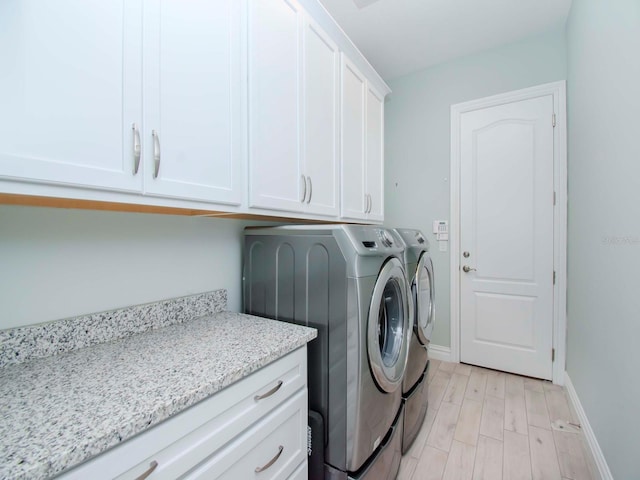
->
[184,391,307,480]
[56,347,308,480]
[287,461,309,480]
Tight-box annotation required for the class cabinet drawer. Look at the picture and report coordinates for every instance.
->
[58,347,307,480]
[184,389,307,480]
[287,461,308,480]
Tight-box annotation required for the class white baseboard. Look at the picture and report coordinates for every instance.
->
[564,372,613,480]
[428,344,452,362]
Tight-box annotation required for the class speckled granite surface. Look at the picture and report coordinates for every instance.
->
[0,312,316,480]
[0,290,227,368]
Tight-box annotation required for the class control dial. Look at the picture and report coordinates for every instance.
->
[380,230,394,247]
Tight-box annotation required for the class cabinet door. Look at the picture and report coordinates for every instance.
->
[184,391,307,480]
[302,18,339,217]
[366,85,384,222]
[340,55,367,221]
[142,0,242,205]
[288,462,308,480]
[248,0,303,212]
[0,1,143,192]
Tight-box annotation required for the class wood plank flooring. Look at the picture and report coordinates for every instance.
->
[399,360,599,480]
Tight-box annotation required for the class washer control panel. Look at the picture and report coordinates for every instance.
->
[343,225,404,254]
[379,229,394,247]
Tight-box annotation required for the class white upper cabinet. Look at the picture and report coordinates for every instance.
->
[340,55,385,223]
[248,0,303,212]
[302,17,340,217]
[0,0,143,192]
[340,56,367,220]
[0,0,242,206]
[365,85,384,222]
[142,0,243,205]
[0,0,388,220]
[248,0,340,217]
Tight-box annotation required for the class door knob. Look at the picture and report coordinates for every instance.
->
[462,265,476,273]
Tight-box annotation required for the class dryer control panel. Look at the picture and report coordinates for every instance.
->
[394,228,431,251]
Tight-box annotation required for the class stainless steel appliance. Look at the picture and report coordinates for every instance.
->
[391,228,435,454]
[243,225,411,480]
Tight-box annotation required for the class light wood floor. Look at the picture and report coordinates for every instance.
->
[399,360,599,480]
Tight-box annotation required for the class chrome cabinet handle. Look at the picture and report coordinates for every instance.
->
[134,460,158,480]
[152,130,161,179]
[462,265,476,273]
[368,194,372,214]
[255,445,284,473]
[364,194,369,214]
[306,176,312,204]
[300,175,307,203]
[254,380,283,401]
[132,123,141,175]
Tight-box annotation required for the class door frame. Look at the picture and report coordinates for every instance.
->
[449,81,567,384]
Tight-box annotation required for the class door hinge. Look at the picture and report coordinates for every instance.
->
[552,113,556,127]
[552,348,555,362]
[553,271,556,285]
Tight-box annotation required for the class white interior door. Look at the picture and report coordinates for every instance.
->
[459,95,554,380]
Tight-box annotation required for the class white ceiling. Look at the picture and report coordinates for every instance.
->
[319,0,572,81]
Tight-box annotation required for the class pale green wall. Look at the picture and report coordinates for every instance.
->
[0,206,272,329]
[384,28,567,347]
[566,0,640,477]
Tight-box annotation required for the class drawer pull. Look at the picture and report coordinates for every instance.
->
[254,380,283,402]
[255,445,284,473]
[135,460,158,480]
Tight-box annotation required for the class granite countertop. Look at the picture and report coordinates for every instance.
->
[0,312,316,480]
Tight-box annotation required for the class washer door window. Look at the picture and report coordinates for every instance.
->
[368,257,411,393]
[414,253,435,345]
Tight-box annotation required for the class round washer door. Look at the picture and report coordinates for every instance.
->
[414,252,435,345]
[368,257,411,393]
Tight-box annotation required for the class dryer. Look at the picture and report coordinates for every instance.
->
[391,228,435,454]
[243,225,412,480]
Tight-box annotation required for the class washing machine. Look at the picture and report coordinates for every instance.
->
[243,225,412,480]
[391,228,435,454]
